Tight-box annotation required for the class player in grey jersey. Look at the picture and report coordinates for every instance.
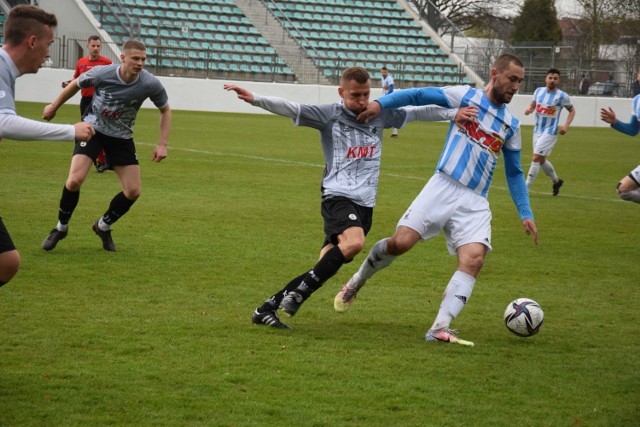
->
[0,5,95,289]
[226,66,472,329]
[41,40,172,252]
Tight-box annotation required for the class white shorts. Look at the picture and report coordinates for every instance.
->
[532,132,558,157]
[397,173,492,255]
[630,165,640,185]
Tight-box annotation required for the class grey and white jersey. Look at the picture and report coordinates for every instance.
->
[0,49,75,141]
[79,65,168,139]
[252,94,406,207]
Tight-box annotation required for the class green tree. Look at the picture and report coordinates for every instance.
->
[510,0,562,44]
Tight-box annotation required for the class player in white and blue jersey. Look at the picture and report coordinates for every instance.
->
[600,95,640,203]
[524,68,575,196]
[335,54,538,347]
[381,66,399,137]
[0,5,95,290]
[41,40,172,252]
[226,67,470,329]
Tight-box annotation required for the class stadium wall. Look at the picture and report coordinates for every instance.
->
[15,68,632,128]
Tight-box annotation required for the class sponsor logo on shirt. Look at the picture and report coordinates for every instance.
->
[346,145,377,159]
[462,120,504,154]
[535,103,557,116]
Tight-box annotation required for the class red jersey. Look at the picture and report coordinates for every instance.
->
[73,55,112,97]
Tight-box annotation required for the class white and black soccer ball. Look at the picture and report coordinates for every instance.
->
[504,298,544,337]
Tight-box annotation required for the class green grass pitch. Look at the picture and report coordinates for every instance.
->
[0,102,638,425]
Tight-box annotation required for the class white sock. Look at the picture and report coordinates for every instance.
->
[97,218,110,231]
[526,162,540,187]
[430,270,476,332]
[56,221,68,232]
[352,238,396,285]
[541,160,558,182]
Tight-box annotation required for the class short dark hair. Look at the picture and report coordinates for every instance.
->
[88,35,101,43]
[122,40,146,52]
[341,66,370,85]
[4,5,57,46]
[547,68,560,76]
[492,53,523,73]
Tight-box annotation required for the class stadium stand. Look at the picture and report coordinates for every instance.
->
[82,0,296,81]
[1,0,472,86]
[262,0,471,86]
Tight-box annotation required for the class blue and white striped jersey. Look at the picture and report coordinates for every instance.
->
[378,85,522,198]
[530,87,572,135]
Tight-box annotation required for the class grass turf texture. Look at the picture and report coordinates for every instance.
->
[0,102,638,426]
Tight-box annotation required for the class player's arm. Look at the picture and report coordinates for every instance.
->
[524,100,536,115]
[225,84,300,119]
[404,105,477,125]
[559,106,575,135]
[503,147,538,244]
[0,113,93,141]
[601,107,639,136]
[152,104,171,162]
[43,79,82,121]
[358,87,451,123]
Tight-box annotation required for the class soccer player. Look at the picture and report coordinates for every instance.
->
[225,67,470,329]
[335,54,538,347]
[62,35,112,172]
[381,66,399,138]
[41,40,172,252]
[0,5,95,288]
[524,68,575,196]
[600,95,640,203]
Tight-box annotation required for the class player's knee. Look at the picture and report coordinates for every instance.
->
[458,251,484,276]
[341,238,365,259]
[65,176,86,191]
[0,250,21,284]
[124,188,141,201]
[387,233,417,256]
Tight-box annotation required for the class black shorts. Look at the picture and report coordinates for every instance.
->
[0,217,17,254]
[73,131,139,167]
[321,196,373,246]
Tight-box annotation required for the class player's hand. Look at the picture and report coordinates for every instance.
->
[152,144,167,162]
[599,107,616,125]
[74,122,95,141]
[524,106,534,116]
[453,106,477,128]
[224,84,254,103]
[61,80,71,89]
[356,101,382,123]
[558,125,568,135]
[523,218,538,245]
[43,104,57,121]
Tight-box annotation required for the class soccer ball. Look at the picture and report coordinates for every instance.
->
[504,298,544,337]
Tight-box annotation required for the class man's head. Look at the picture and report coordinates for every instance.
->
[338,66,371,114]
[545,68,561,91]
[120,40,146,76]
[87,35,102,60]
[3,5,57,74]
[381,66,389,78]
[488,53,524,105]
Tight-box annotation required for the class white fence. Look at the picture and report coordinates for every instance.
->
[16,68,635,128]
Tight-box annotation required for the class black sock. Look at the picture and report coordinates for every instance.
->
[258,272,307,312]
[102,192,135,225]
[296,246,346,299]
[0,280,6,288]
[58,186,80,225]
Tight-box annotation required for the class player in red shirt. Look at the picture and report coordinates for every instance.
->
[62,35,112,172]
